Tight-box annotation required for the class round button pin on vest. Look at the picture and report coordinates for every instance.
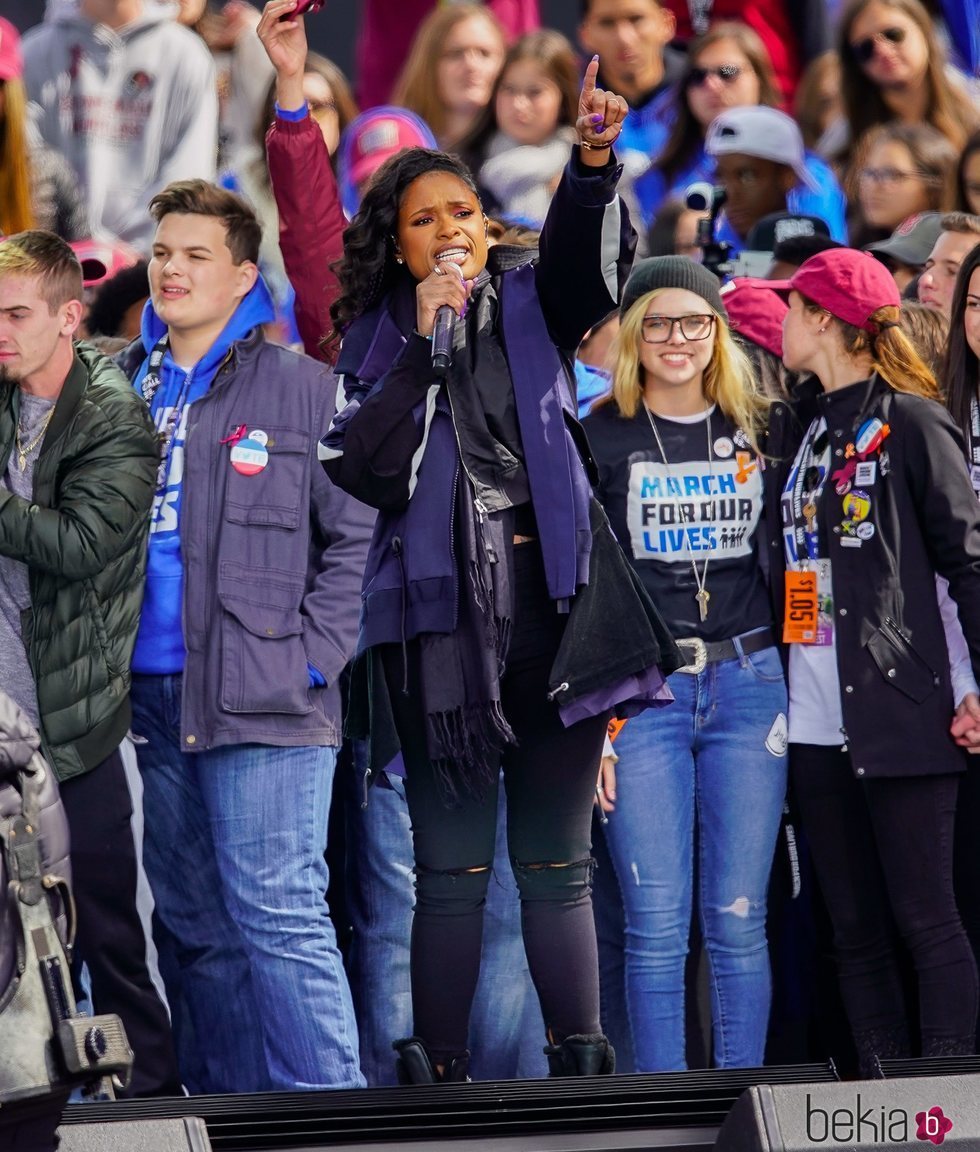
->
[230,430,269,476]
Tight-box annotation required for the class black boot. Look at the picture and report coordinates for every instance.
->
[543,1033,615,1077]
[852,1023,911,1079]
[921,1034,975,1059]
[393,1037,470,1084]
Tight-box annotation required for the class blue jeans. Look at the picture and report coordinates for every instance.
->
[130,674,365,1092]
[346,748,547,1084]
[602,646,788,1071]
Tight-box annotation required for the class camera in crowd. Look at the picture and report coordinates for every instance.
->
[686,183,831,281]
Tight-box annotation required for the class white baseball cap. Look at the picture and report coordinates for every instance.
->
[705,106,819,192]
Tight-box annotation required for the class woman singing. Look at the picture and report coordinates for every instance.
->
[319,59,677,1082]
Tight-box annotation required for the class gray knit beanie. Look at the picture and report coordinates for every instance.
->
[620,256,728,321]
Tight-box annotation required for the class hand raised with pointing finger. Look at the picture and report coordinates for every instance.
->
[576,55,628,152]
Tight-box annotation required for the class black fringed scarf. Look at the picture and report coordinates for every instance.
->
[418,481,517,805]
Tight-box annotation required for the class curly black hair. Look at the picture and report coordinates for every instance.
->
[329,148,482,341]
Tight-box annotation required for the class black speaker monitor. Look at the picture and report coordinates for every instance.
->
[715,1072,980,1151]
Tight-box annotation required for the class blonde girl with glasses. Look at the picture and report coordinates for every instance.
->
[583,256,787,1072]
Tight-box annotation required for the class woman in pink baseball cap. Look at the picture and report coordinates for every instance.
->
[761,246,980,1073]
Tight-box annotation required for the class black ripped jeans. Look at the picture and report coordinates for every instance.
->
[384,543,609,1064]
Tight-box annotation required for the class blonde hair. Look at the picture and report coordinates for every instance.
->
[599,289,769,451]
[0,231,83,309]
[392,4,505,144]
[0,77,36,236]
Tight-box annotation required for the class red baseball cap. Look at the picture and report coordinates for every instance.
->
[767,248,901,332]
[0,17,23,82]
[720,278,788,358]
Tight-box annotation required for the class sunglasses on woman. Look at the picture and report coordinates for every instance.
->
[687,64,743,88]
[850,26,907,64]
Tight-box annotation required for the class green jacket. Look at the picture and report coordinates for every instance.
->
[0,343,157,781]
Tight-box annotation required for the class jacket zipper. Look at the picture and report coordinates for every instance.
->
[181,350,234,749]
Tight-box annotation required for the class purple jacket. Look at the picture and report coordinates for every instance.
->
[120,332,373,750]
[319,152,635,655]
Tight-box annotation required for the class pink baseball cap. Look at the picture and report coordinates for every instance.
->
[0,17,23,82]
[347,112,434,189]
[720,278,788,358]
[766,248,901,332]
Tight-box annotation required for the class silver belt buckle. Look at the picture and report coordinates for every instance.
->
[675,638,708,674]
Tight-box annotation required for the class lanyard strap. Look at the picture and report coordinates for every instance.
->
[141,334,195,493]
[140,334,170,405]
[788,420,824,565]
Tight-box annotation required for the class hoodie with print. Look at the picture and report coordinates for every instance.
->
[130,276,276,675]
[22,1,218,249]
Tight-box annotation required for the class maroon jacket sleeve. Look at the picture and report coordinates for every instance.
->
[266,112,346,364]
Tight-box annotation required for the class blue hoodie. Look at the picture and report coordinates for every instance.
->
[131,279,276,674]
[633,111,847,242]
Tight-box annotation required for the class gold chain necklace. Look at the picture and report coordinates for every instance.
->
[15,407,55,472]
[643,400,714,622]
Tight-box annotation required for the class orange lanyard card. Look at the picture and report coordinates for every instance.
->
[783,561,834,646]
[784,570,819,644]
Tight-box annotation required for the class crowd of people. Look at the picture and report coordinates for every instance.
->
[2,0,980,1107]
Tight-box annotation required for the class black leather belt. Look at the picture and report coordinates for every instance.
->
[675,627,778,674]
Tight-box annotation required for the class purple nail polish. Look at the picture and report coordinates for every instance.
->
[591,114,604,124]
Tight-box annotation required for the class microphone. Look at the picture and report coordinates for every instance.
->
[431,304,456,377]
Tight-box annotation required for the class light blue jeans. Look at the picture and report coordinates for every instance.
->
[602,645,788,1071]
[130,674,365,1092]
[345,749,547,1084]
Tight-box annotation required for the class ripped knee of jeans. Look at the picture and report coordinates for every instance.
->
[511,855,595,903]
[414,861,492,915]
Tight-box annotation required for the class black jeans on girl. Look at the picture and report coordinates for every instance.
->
[384,542,608,1067]
[791,745,978,1070]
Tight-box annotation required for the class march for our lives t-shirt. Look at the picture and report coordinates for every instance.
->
[584,402,772,642]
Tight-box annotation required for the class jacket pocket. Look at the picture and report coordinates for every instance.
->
[218,592,314,715]
[865,617,938,704]
[84,581,116,682]
[224,428,309,530]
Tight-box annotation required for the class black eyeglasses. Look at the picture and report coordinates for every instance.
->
[641,314,715,343]
[850,26,907,64]
[687,63,743,88]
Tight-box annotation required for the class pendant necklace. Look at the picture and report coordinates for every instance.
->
[15,407,55,472]
[644,400,714,622]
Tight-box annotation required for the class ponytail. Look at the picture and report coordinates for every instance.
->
[838,305,941,401]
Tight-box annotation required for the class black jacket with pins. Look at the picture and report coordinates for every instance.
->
[763,374,980,779]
